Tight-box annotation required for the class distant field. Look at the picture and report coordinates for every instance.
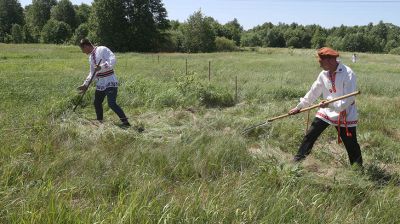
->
[1,44,400,223]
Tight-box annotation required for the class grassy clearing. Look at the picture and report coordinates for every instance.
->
[1,44,400,223]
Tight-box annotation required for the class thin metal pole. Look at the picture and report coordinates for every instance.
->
[208,61,211,81]
[235,75,238,103]
[185,58,188,75]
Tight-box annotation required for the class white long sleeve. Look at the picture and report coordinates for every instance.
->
[296,74,324,109]
[297,63,358,127]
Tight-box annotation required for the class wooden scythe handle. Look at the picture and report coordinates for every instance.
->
[73,59,102,112]
[267,91,361,122]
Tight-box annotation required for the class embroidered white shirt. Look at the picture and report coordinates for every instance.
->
[295,63,358,127]
[83,46,119,91]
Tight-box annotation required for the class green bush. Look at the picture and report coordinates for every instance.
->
[175,72,203,95]
[215,36,237,52]
[11,24,23,43]
[41,19,71,44]
[198,85,235,108]
[71,23,88,45]
[181,10,216,53]
[389,47,400,55]
[159,30,184,52]
[153,88,183,108]
[240,32,262,47]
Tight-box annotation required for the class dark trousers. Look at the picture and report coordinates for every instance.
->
[94,87,127,121]
[296,117,363,166]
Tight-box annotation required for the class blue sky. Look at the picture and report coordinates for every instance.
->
[19,0,400,30]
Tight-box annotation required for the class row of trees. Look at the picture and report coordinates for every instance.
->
[1,0,400,54]
[164,11,243,53]
[0,0,170,51]
[241,21,400,54]
[165,12,400,54]
[1,0,91,44]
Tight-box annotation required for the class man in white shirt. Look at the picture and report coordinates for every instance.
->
[289,47,362,167]
[78,39,130,127]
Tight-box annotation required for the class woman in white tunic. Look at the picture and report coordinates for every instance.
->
[289,47,362,167]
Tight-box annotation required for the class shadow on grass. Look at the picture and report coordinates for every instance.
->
[364,163,400,186]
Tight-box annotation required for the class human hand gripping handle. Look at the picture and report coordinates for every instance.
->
[94,63,102,72]
[77,85,88,93]
[318,100,329,108]
[288,107,301,115]
[289,99,328,115]
[73,59,102,112]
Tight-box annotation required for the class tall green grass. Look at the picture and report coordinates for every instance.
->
[1,44,399,223]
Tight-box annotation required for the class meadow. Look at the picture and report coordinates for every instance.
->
[0,44,400,223]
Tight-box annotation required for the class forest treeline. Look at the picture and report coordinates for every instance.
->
[1,0,400,54]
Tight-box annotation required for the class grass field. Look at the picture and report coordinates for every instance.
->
[1,43,400,223]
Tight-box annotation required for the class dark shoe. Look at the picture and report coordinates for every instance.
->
[293,155,306,163]
[121,121,131,127]
[120,117,130,126]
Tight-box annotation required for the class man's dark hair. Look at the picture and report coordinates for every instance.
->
[79,38,92,48]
